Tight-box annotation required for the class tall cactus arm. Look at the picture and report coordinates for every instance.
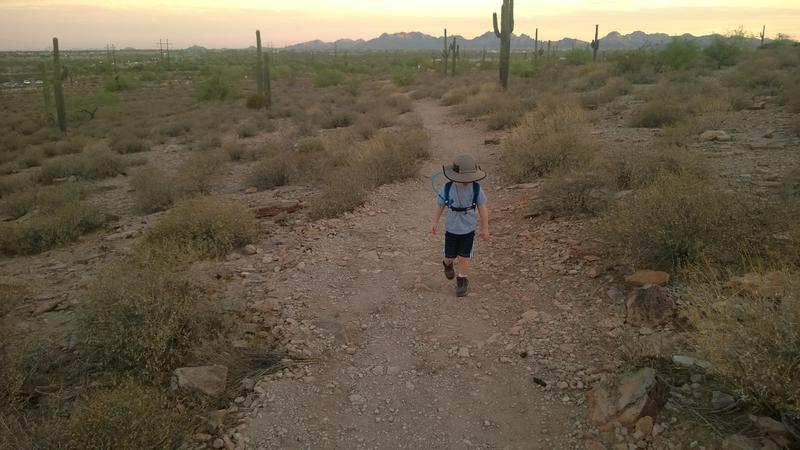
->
[493,13,501,37]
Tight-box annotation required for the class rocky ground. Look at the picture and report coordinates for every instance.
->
[5,92,798,450]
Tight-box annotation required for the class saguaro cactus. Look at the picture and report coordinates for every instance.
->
[492,0,514,89]
[442,29,451,76]
[534,28,539,62]
[264,52,271,109]
[52,38,66,132]
[256,30,264,104]
[590,24,600,62]
[450,37,458,76]
[760,25,766,46]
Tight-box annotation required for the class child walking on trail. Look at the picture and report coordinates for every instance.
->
[430,154,490,297]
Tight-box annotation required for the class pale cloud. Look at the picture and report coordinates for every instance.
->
[0,1,798,50]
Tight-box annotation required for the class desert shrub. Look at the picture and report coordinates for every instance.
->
[387,94,413,114]
[564,48,592,65]
[658,39,700,69]
[600,146,710,190]
[245,94,265,109]
[315,69,345,87]
[793,117,800,137]
[487,108,523,130]
[779,81,800,113]
[177,151,226,196]
[41,138,85,157]
[601,174,764,269]
[704,36,743,69]
[295,137,325,154]
[391,67,417,87]
[104,74,136,92]
[502,102,595,181]
[236,120,258,138]
[79,145,127,180]
[687,270,800,416]
[18,146,44,168]
[63,380,188,449]
[17,120,40,136]
[78,259,212,376]
[109,129,150,154]
[308,130,430,219]
[198,66,240,101]
[0,201,106,255]
[320,111,353,129]
[630,101,685,128]
[441,87,469,106]
[248,157,291,189]
[0,189,35,219]
[540,171,612,216]
[130,165,175,213]
[142,197,255,259]
[580,76,633,109]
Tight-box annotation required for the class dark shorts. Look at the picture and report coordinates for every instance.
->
[444,231,475,259]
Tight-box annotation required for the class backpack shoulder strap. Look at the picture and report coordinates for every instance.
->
[472,182,481,206]
[444,181,454,206]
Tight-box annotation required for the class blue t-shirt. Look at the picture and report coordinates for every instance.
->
[437,182,487,235]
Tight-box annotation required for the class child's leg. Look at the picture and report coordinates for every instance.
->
[457,257,470,277]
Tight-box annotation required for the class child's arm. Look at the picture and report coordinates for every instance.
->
[478,204,490,240]
[431,204,446,235]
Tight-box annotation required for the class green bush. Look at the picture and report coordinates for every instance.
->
[564,48,593,65]
[629,101,685,128]
[315,69,345,87]
[502,103,596,181]
[0,201,106,255]
[704,36,743,69]
[130,165,175,214]
[540,171,611,216]
[104,75,136,92]
[198,66,240,101]
[320,112,353,129]
[391,67,417,87]
[601,174,764,269]
[64,380,188,449]
[658,39,700,70]
[142,197,256,259]
[78,261,211,376]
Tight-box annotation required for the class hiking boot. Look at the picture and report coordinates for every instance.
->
[456,276,469,297]
[443,261,455,280]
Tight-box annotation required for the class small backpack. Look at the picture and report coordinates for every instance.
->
[444,181,481,213]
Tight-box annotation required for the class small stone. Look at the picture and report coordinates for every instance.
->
[635,416,654,436]
[212,438,225,449]
[557,381,569,390]
[458,347,471,358]
[349,393,366,405]
[625,270,670,287]
[172,365,228,397]
[244,187,258,194]
[243,244,258,255]
[700,130,731,142]
[585,440,607,450]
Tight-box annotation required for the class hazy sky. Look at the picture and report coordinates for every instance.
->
[1,0,798,50]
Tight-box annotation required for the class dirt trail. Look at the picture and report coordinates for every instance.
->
[239,100,613,449]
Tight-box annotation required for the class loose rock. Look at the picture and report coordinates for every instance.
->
[173,365,228,397]
[626,285,675,327]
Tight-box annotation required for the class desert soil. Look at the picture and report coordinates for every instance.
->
[233,99,624,450]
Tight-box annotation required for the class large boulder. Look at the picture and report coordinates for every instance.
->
[172,365,228,397]
[586,368,669,430]
[626,285,675,327]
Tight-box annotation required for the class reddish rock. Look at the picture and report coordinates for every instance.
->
[635,416,654,436]
[587,368,669,430]
[625,270,670,286]
[244,186,258,194]
[626,285,675,327]
[253,201,302,218]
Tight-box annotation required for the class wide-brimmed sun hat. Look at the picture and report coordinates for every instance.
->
[443,154,486,183]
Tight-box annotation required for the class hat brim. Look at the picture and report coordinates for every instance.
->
[443,165,486,183]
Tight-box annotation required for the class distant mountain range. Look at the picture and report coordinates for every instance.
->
[283,30,767,52]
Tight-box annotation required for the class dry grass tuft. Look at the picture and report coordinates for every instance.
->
[0,201,106,255]
[502,101,596,181]
[130,165,176,214]
[687,269,800,417]
[601,174,764,269]
[64,379,189,449]
[141,197,255,259]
